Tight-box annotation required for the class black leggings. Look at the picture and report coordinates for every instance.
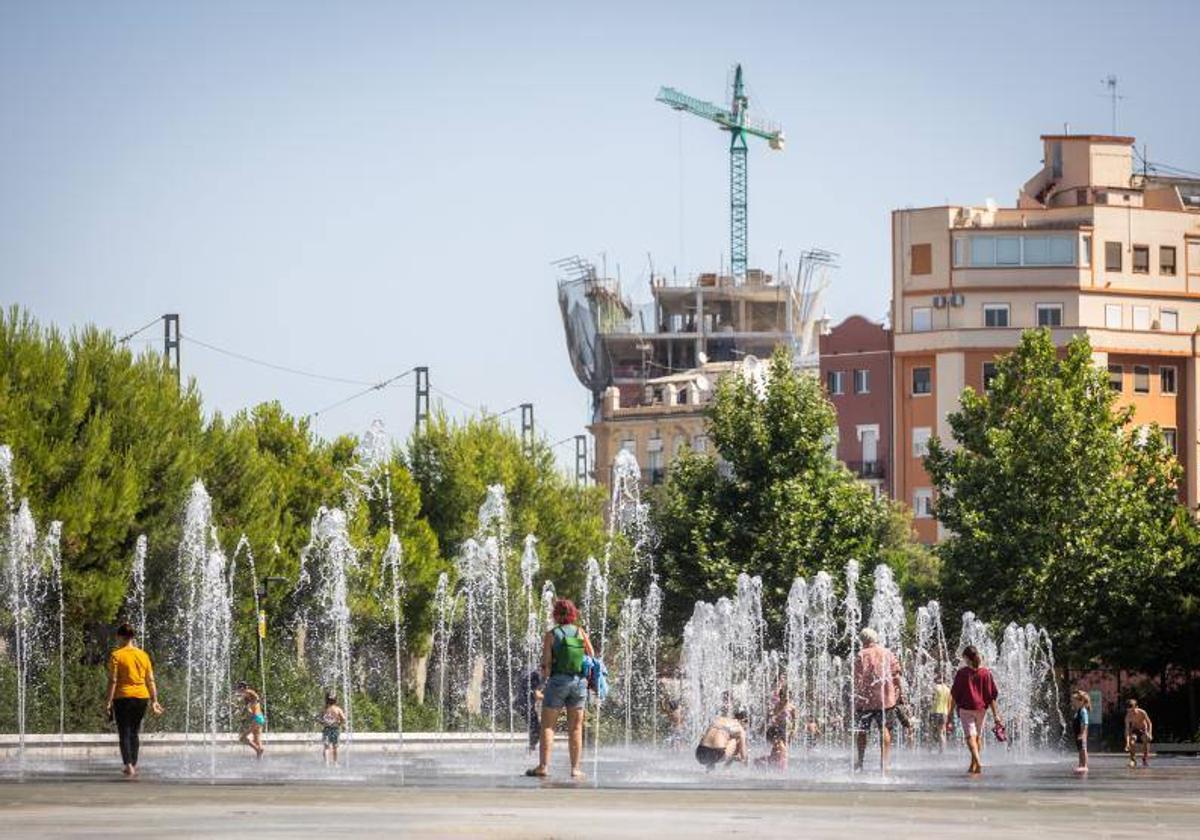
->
[113,697,148,766]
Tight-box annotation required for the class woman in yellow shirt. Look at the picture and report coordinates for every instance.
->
[105,623,163,777]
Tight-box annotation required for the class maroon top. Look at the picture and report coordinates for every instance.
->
[950,666,998,711]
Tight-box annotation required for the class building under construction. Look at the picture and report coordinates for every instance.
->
[557,64,831,487]
[557,254,831,486]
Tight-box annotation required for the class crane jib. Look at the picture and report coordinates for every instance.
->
[655,66,784,281]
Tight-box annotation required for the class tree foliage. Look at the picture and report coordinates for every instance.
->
[925,329,1198,667]
[653,348,932,632]
[0,306,605,671]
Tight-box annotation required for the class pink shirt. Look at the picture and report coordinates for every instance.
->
[854,644,900,710]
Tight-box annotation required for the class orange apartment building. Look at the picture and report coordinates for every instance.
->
[892,133,1200,543]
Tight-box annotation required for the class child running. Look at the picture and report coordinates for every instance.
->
[319,692,347,766]
[1071,690,1090,774]
[235,681,265,758]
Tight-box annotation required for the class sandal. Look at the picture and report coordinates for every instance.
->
[525,767,548,777]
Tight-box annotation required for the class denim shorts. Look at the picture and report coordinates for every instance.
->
[543,674,587,710]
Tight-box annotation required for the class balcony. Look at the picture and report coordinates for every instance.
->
[846,460,886,480]
[642,467,667,486]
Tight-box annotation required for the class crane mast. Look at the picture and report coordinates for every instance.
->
[657,64,784,282]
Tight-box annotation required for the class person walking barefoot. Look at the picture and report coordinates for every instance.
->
[526,598,593,780]
[105,623,164,778]
[319,692,347,766]
[946,645,1002,776]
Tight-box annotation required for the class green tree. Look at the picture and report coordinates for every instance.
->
[924,329,1194,665]
[406,411,607,602]
[653,348,922,632]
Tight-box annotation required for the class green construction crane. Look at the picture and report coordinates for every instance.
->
[657,65,784,282]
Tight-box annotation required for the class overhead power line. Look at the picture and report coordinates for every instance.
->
[117,316,162,344]
[181,333,379,386]
[309,369,416,418]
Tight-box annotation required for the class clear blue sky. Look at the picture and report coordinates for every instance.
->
[3,1,1197,467]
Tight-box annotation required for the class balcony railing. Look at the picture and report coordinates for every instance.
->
[845,460,886,479]
[642,467,667,486]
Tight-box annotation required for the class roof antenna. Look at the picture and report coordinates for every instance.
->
[1101,75,1122,134]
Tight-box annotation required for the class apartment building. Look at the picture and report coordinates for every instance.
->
[819,316,893,498]
[892,133,1200,543]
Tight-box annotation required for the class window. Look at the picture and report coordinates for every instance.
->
[1133,245,1150,274]
[673,435,688,456]
[1161,246,1177,276]
[1076,188,1088,206]
[983,304,1010,327]
[995,237,1021,265]
[1105,241,1122,272]
[1105,304,1122,329]
[912,307,932,332]
[1020,235,1075,266]
[912,426,932,458]
[970,236,996,266]
[692,435,708,453]
[911,243,932,275]
[913,488,934,519]
[1036,304,1063,327]
[1164,427,1178,455]
[1161,366,1177,395]
[859,425,879,465]
[983,362,998,392]
[1161,309,1179,332]
[962,234,1075,267]
[912,366,932,395]
[1132,305,1151,331]
[1108,364,1123,392]
[853,369,870,394]
[1134,365,1150,394]
[647,446,664,472]
[1082,235,1092,267]
[826,370,845,395]
[620,439,636,455]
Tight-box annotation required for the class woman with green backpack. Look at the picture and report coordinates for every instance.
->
[525,598,594,779]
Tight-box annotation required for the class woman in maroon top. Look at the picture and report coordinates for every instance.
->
[946,645,1004,775]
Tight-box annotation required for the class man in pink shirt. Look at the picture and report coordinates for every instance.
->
[853,627,901,772]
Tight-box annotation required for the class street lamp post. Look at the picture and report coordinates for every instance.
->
[255,575,290,732]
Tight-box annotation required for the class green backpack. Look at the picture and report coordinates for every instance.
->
[551,625,586,677]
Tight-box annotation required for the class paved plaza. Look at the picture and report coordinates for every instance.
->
[2,754,1199,838]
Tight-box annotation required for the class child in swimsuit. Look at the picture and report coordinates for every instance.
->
[319,692,347,766]
[1071,690,1089,774]
[235,681,265,758]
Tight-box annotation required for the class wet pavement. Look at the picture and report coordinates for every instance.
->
[1,748,1198,837]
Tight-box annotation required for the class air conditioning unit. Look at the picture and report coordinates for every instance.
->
[932,295,948,309]
[949,293,965,307]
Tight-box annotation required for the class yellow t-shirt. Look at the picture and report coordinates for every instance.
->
[932,683,951,715]
[109,646,153,700]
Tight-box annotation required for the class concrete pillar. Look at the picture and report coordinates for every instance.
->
[935,351,965,446]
